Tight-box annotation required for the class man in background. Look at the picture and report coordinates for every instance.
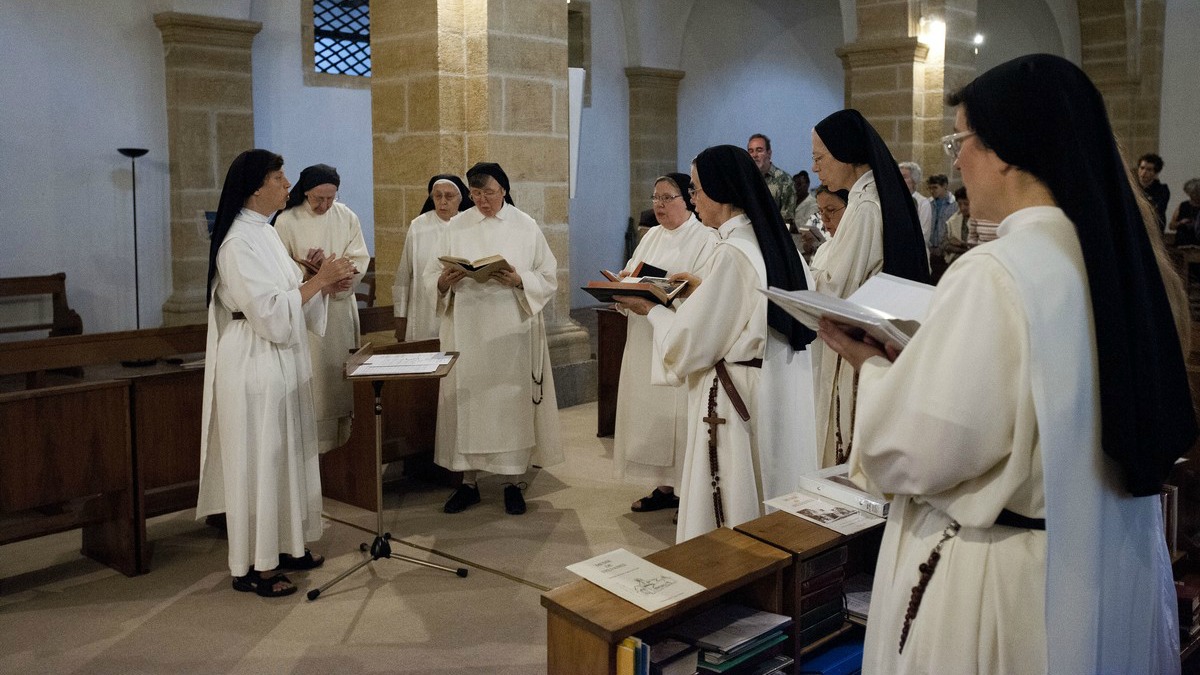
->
[1137,153,1170,229]
[747,133,797,224]
[900,161,932,244]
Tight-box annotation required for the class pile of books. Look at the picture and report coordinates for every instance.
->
[666,603,794,674]
[1177,578,1200,641]
[797,546,849,647]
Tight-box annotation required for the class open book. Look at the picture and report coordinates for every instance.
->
[600,261,668,281]
[765,466,887,536]
[439,254,511,283]
[583,275,687,306]
[761,273,934,348]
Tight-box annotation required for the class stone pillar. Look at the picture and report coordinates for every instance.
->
[837,0,977,180]
[371,0,593,406]
[1080,0,1165,157]
[154,12,261,326]
[625,67,685,219]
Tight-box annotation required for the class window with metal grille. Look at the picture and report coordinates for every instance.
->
[313,0,370,78]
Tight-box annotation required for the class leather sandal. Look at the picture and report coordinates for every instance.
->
[232,570,297,598]
[278,549,324,571]
[631,488,679,513]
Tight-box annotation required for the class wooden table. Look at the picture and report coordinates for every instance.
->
[541,528,791,675]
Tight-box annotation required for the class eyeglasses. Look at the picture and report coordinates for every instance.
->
[307,194,340,206]
[819,205,845,216]
[688,186,704,198]
[941,130,977,160]
[650,194,681,204]
[468,188,502,199]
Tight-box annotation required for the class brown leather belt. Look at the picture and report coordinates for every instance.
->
[714,359,760,422]
[231,311,246,320]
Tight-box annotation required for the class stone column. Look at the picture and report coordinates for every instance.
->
[1080,0,1165,157]
[371,0,593,405]
[837,0,977,179]
[625,67,685,220]
[154,12,261,326]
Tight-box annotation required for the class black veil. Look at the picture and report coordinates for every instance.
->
[419,174,473,215]
[207,149,283,305]
[694,145,815,349]
[951,53,1195,496]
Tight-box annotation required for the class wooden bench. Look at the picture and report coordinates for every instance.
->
[0,273,84,339]
[0,325,207,575]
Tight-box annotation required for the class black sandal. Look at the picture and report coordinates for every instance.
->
[278,549,325,570]
[232,570,297,598]
[631,488,679,513]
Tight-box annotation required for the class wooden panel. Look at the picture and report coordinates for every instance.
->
[0,323,207,376]
[0,379,140,576]
[130,369,204,516]
[546,612,613,675]
[320,339,441,511]
[0,381,131,511]
[595,308,626,437]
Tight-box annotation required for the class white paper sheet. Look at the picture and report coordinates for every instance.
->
[349,352,452,376]
[566,548,706,612]
[764,491,886,535]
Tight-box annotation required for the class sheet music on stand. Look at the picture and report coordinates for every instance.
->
[348,352,453,376]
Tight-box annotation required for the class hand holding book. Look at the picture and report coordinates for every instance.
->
[817,317,901,368]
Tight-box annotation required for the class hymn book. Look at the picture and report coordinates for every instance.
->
[761,272,935,348]
[438,254,511,282]
[585,262,687,306]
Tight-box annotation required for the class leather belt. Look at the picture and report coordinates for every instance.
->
[714,360,753,422]
[733,358,763,368]
[994,508,1045,530]
[231,311,246,320]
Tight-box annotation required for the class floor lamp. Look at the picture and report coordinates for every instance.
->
[118,148,155,368]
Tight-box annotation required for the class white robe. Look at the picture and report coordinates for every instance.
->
[197,208,330,577]
[646,215,766,543]
[849,206,1179,674]
[393,210,451,341]
[430,203,563,474]
[613,215,716,485]
[808,171,884,468]
[274,201,370,452]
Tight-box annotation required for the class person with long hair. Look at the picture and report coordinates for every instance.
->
[393,174,473,341]
[196,149,355,597]
[616,173,716,515]
[274,164,370,452]
[615,145,815,542]
[819,54,1195,673]
[809,109,930,468]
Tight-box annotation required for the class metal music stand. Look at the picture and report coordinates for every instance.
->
[308,344,467,601]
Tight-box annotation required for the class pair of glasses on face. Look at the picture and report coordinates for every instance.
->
[650,194,681,205]
[307,194,339,206]
[820,205,845,216]
[688,186,704,198]
[468,188,502,199]
[941,130,977,160]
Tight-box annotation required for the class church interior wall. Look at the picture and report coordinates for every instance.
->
[676,0,846,191]
[2,0,1198,331]
[248,0,375,254]
[566,0,633,309]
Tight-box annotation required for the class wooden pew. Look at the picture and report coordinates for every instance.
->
[0,380,139,576]
[0,272,84,339]
[0,325,207,575]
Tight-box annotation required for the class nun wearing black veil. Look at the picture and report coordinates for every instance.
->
[809,108,931,469]
[819,54,1195,673]
[393,174,472,341]
[616,145,815,543]
[197,150,356,597]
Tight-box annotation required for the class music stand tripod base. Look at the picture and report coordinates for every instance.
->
[308,364,467,601]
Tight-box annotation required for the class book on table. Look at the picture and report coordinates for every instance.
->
[667,603,792,656]
[584,262,686,306]
[765,464,888,536]
[438,254,510,282]
[761,272,935,348]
